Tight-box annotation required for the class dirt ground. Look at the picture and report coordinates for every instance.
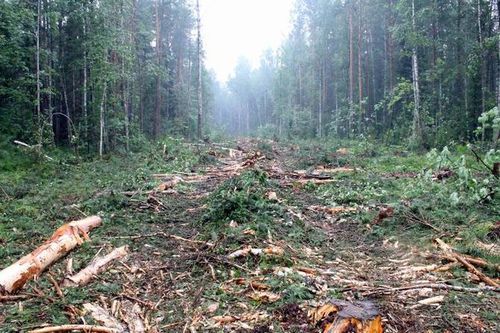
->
[1,139,498,332]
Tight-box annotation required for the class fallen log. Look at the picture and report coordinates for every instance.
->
[0,216,102,294]
[309,299,383,333]
[29,325,117,333]
[62,246,128,287]
[435,238,499,287]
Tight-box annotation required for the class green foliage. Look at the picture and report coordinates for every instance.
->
[204,170,276,226]
[426,146,500,205]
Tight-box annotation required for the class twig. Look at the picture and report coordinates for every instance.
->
[28,325,117,333]
[47,274,64,298]
[469,146,498,178]
[362,283,499,296]
[109,232,213,247]
[0,294,32,302]
[120,294,154,309]
[0,185,11,200]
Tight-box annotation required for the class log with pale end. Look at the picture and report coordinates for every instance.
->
[62,246,128,287]
[0,216,102,294]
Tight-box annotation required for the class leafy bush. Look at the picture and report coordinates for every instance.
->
[204,170,277,226]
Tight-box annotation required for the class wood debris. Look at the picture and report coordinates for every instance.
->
[309,299,383,333]
[0,216,102,294]
[227,245,284,259]
[28,325,118,333]
[83,303,127,332]
[435,238,499,287]
[63,246,128,287]
[309,206,357,215]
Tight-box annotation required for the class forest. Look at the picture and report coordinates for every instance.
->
[0,0,499,332]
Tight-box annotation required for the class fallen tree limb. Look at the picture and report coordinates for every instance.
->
[435,238,499,287]
[362,283,500,295]
[62,246,128,287]
[14,140,54,161]
[28,325,117,333]
[0,216,102,294]
[0,294,32,302]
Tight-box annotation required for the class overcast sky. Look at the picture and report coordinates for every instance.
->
[200,0,294,82]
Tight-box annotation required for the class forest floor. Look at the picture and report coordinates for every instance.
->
[0,137,499,332]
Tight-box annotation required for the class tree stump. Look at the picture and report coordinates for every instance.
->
[309,299,383,333]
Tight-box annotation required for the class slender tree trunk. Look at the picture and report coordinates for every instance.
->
[358,0,363,133]
[491,0,500,144]
[36,0,41,144]
[196,0,203,140]
[478,0,486,116]
[99,85,107,158]
[411,0,422,146]
[154,0,162,139]
[83,13,88,152]
[318,61,323,138]
[348,0,354,136]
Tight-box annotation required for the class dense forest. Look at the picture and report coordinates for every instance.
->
[1,0,499,154]
[0,0,210,155]
[215,0,500,147]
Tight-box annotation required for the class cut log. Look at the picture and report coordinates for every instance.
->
[0,216,102,295]
[309,299,383,333]
[62,246,128,287]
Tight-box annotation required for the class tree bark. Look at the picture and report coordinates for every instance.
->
[100,85,107,158]
[0,217,102,295]
[491,0,500,123]
[348,0,354,136]
[411,0,422,146]
[36,0,41,144]
[197,0,203,140]
[63,246,128,287]
[154,0,163,139]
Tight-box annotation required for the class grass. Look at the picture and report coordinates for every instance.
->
[0,136,498,332]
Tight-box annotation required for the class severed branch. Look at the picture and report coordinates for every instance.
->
[362,283,500,296]
[28,325,118,333]
[435,238,499,287]
[14,140,54,161]
[62,246,128,287]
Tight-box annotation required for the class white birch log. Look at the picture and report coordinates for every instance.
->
[62,246,128,287]
[0,216,102,294]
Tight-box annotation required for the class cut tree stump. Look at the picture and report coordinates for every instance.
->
[62,246,128,287]
[309,299,383,333]
[0,216,102,294]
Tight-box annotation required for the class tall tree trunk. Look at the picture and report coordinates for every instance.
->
[196,0,203,140]
[318,61,323,138]
[83,12,88,152]
[154,0,162,139]
[358,0,364,133]
[348,0,354,136]
[411,0,422,146]
[478,0,486,116]
[491,0,500,144]
[36,0,41,144]
[99,85,107,158]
